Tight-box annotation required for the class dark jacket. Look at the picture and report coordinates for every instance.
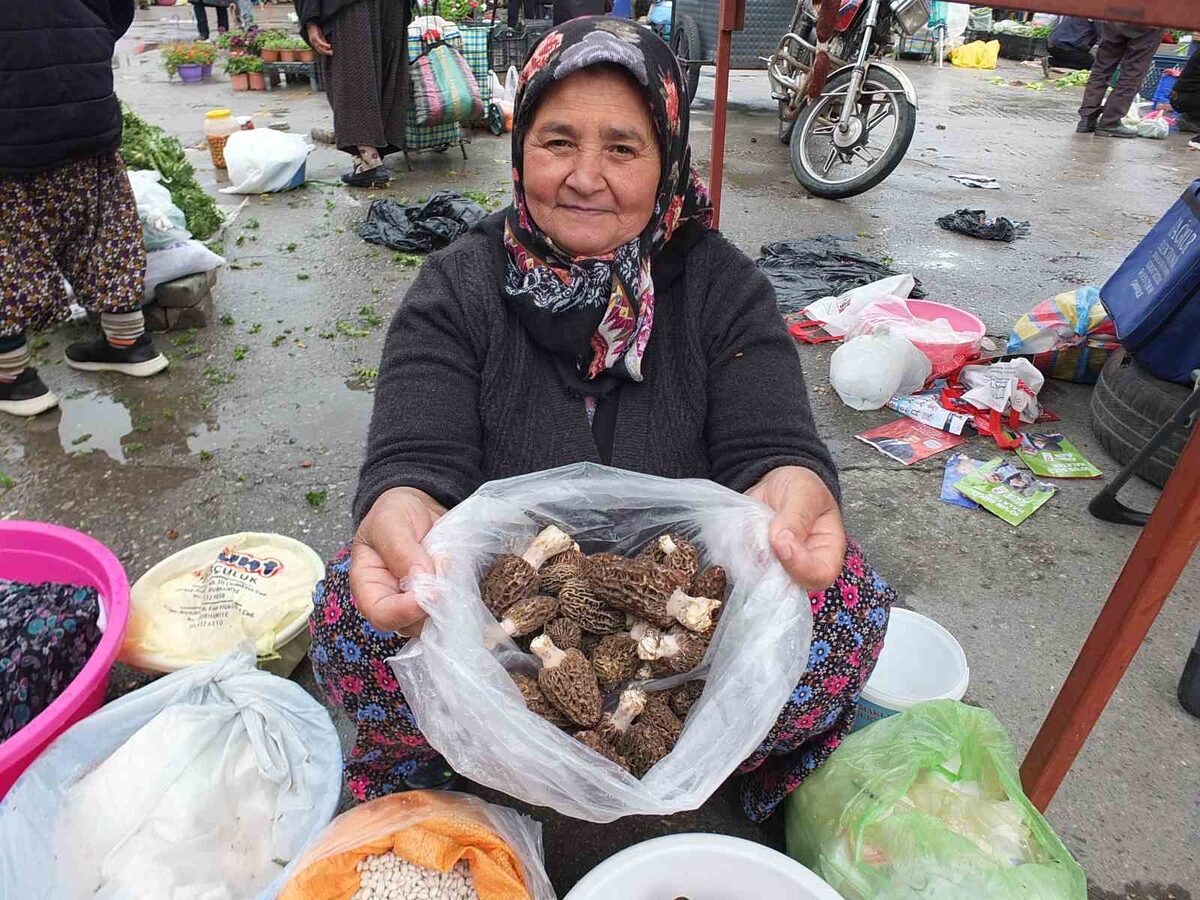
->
[294,0,363,30]
[354,211,839,524]
[1171,46,1200,114]
[0,0,134,176]
[1049,16,1099,52]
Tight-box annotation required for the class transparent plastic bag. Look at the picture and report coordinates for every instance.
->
[127,169,191,250]
[830,327,933,410]
[786,699,1087,900]
[280,790,555,900]
[0,648,342,900]
[390,463,812,823]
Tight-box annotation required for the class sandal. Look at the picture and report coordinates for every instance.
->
[341,164,390,187]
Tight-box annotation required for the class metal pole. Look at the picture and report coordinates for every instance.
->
[1020,424,1200,811]
[708,0,744,228]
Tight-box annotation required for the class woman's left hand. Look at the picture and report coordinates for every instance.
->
[746,466,846,593]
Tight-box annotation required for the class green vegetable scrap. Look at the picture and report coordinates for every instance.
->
[305,489,327,508]
[120,107,223,240]
[0,471,15,493]
[1055,70,1089,88]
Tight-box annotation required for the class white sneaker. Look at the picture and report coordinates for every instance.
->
[1189,137,1200,151]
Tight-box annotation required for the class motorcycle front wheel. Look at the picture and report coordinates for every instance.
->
[789,66,916,199]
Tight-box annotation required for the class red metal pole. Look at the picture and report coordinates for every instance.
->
[708,0,744,229]
[1020,425,1200,811]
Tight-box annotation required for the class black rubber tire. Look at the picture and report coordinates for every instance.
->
[779,99,798,144]
[789,66,917,200]
[670,14,702,105]
[1089,350,1197,488]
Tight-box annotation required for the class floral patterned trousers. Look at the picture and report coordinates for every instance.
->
[309,539,895,822]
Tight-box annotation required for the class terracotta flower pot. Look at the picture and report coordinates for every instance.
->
[280,49,298,62]
[178,64,204,84]
[261,48,280,62]
[230,73,250,91]
[297,49,316,63]
[248,72,266,91]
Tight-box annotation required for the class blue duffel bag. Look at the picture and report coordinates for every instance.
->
[1100,178,1200,385]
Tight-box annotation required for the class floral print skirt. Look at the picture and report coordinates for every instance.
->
[0,152,146,339]
[309,538,895,822]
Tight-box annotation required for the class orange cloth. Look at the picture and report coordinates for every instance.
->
[279,792,533,900]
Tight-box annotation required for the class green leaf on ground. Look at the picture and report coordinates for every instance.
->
[203,365,235,385]
[126,441,145,454]
[0,471,14,493]
[305,489,327,508]
[335,320,369,338]
[233,345,250,362]
[198,450,214,462]
[272,334,287,347]
[220,313,235,326]
[71,433,92,446]
[392,252,422,268]
[297,273,310,281]
[358,304,383,328]
[245,218,260,230]
[285,242,298,252]
[249,323,262,334]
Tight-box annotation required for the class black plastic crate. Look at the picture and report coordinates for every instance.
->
[996,32,1048,61]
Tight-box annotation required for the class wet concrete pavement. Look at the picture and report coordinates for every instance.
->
[2,8,1198,897]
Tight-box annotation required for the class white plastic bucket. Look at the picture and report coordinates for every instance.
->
[563,834,843,900]
[853,607,969,731]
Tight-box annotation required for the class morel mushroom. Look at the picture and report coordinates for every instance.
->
[497,594,559,638]
[591,559,720,632]
[590,632,641,692]
[584,552,625,575]
[651,625,710,676]
[511,672,571,727]
[481,526,574,615]
[530,635,602,728]
[691,565,728,601]
[621,721,673,778]
[539,549,588,596]
[642,533,701,582]
[543,616,583,651]
[558,577,625,635]
[574,729,630,771]
[630,621,674,662]
[665,588,721,634]
[669,680,705,719]
[639,691,684,744]
[597,687,647,747]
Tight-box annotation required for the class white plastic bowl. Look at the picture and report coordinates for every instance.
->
[563,833,843,900]
[854,607,969,730]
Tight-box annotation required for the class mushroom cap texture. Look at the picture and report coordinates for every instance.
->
[482,554,539,616]
[691,565,728,601]
[643,533,702,582]
[590,632,641,692]
[621,722,673,778]
[653,626,709,675]
[589,558,681,628]
[512,671,571,726]
[543,616,583,651]
[639,692,684,744]
[669,680,705,719]
[575,730,631,770]
[537,647,602,728]
[501,593,560,637]
[558,577,626,635]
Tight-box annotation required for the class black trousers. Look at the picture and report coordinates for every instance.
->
[1079,23,1161,127]
[1047,42,1094,71]
[1172,89,1200,119]
[193,2,230,40]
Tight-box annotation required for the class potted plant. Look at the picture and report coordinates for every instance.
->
[192,41,218,78]
[260,36,284,62]
[279,37,302,62]
[162,43,205,83]
[294,37,316,63]
[243,55,266,90]
[225,54,260,91]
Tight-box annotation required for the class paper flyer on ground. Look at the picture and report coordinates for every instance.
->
[888,390,973,435]
[940,453,983,509]
[1015,433,1103,478]
[953,457,1057,526]
[856,419,966,465]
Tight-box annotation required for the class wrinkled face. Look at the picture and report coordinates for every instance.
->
[522,66,661,258]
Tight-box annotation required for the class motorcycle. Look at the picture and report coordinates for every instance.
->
[768,0,930,199]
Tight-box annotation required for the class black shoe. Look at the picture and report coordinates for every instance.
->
[1177,114,1200,134]
[0,368,59,417]
[1095,122,1138,139]
[401,754,458,791]
[65,333,169,377]
[341,165,390,187]
[1075,113,1099,133]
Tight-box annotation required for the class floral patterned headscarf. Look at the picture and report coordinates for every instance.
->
[504,16,714,397]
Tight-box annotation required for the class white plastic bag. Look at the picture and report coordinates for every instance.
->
[127,169,191,249]
[829,327,933,410]
[503,65,520,106]
[220,129,312,195]
[390,463,812,823]
[959,358,1046,424]
[0,648,342,900]
[143,239,225,298]
[802,274,916,337]
[1137,109,1171,139]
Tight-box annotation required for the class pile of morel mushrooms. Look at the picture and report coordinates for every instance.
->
[483,526,726,778]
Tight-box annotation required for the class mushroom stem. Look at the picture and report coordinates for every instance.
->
[631,621,681,661]
[666,589,721,633]
[530,634,567,668]
[658,534,679,555]
[521,525,575,569]
[611,688,647,732]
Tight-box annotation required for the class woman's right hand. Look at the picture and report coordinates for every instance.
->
[306,21,333,56]
[350,487,446,636]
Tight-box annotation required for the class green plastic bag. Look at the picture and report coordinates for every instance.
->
[786,700,1086,899]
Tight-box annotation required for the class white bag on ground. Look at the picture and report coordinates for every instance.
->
[127,169,191,249]
[830,326,933,410]
[391,462,812,823]
[143,239,225,298]
[802,274,917,337]
[0,648,341,900]
[220,129,312,195]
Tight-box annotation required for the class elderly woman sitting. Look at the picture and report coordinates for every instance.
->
[310,16,894,824]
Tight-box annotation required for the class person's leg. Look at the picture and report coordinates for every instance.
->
[1078,25,1128,129]
[1098,25,1162,130]
[55,154,168,377]
[320,2,392,186]
[310,547,452,800]
[737,539,895,822]
[215,4,229,32]
[193,2,210,39]
[1173,90,1200,131]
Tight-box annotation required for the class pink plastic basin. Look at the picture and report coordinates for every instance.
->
[0,521,129,799]
[904,299,987,375]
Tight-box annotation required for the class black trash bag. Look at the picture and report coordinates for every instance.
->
[935,208,1030,243]
[756,234,926,316]
[359,191,489,253]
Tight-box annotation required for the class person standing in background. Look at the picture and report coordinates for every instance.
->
[1169,36,1200,138]
[0,0,169,418]
[191,0,232,39]
[1076,22,1164,138]
[1046,16,1098,71]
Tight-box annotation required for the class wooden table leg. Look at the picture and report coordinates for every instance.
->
[1020,424,1200,811]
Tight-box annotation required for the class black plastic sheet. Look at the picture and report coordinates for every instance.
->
[359,191,489,253]
[936,208,1030,243]
[756,235,926,316]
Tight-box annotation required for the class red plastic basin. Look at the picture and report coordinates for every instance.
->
[0,522,129,799]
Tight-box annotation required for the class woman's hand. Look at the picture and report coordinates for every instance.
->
[746,466,846,592]
[350,487,446,636]
[306,21,333,56]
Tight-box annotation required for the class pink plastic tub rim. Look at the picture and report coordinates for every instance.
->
[902,299,987,375]
[0,521,130,799]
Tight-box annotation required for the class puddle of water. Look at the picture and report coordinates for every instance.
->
[58,392,133,463]
[916,248,964,271]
